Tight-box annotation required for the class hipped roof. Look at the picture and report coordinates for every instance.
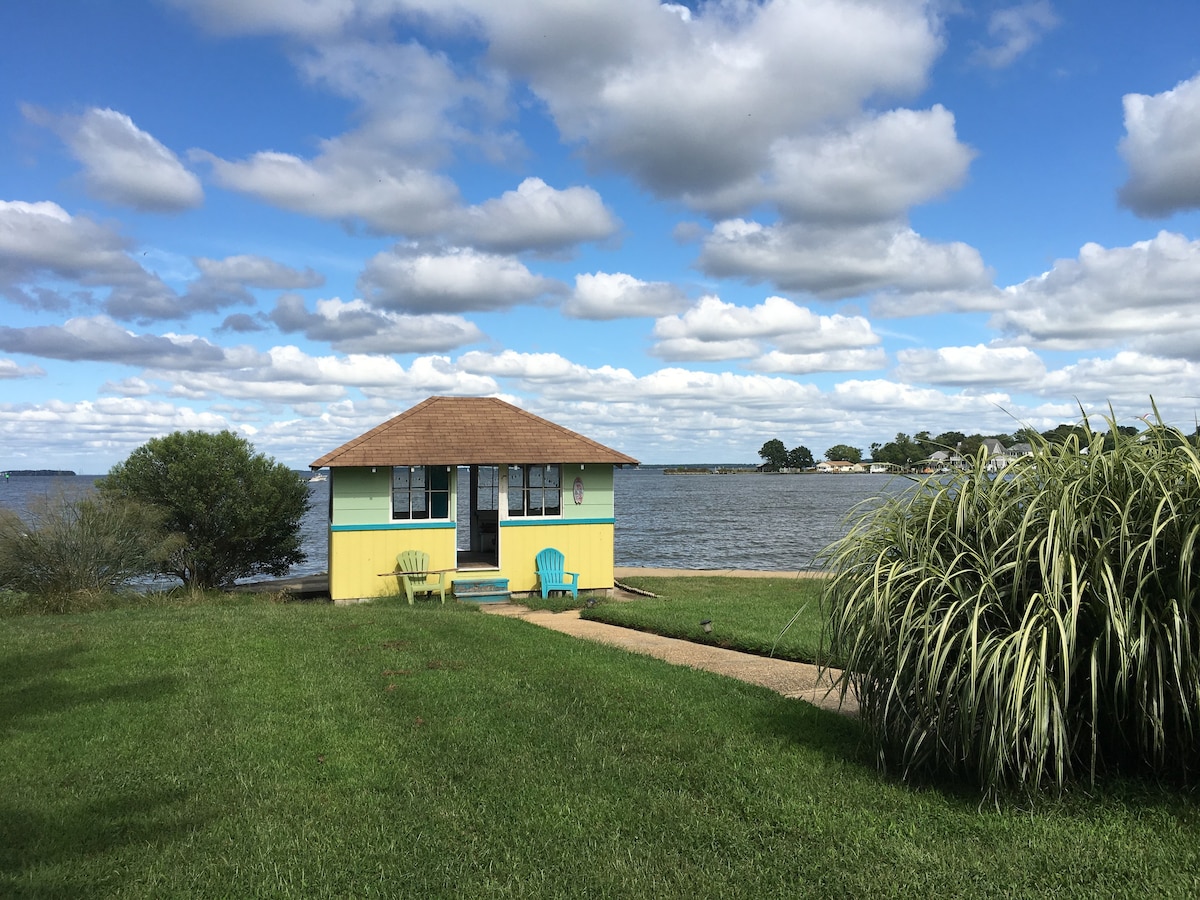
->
[310,396,639,468]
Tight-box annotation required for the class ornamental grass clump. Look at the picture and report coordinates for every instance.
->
[823,408,1200,796]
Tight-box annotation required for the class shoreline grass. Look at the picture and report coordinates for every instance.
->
[3,595,1199,897]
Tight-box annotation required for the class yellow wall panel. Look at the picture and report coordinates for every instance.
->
[496,522,614,592]
[329,526,457,601]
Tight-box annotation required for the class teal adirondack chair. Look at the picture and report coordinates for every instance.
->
[395,550,446,604]
[535,547,579,600]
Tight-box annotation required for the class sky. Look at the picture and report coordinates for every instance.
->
[3,0,1200,471]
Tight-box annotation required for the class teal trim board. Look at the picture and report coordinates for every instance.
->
[331,521,457,532]
[500,517,615,527]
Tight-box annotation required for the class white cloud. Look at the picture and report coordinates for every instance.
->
[492,0,938,198]
[1118,72,1200,217]
[455,178,618,253]
[698,219,990,299]
[358,246,562,313]
[1039,351,1200,401]
[751,348,888,375]
[651,294,881,363]
[0,200,188,321]
[564,272,688,320]
[687,106,974,222]
[991,231,1200,349]
[162,0,362,37]
[0,358,46,379]
[270,295,484,353]
[894,344,1047,387]
[197,147,461,236]
[971,2,1059,69]
[194,255,325,289]
[25,106,203,213]
[0,316,245,368]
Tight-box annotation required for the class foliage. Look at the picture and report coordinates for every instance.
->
[0,492,178,613]
[787,444,814,468]
[870,432,925,466]
[823,405,1200,796]
[824,443,862,464]
[757,438,787,469]
[100,429,309,589]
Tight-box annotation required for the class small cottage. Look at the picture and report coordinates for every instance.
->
[310,396,638,603]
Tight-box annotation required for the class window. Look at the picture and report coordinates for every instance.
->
[507,464,561,517]
[392,466,450,520]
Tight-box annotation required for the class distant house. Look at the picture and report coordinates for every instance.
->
[310,396,638,603]
[816,460,864,473]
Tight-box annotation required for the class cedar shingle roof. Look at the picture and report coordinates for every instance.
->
[310,396,639,468]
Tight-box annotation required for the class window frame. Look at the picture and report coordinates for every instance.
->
[506,464,562,518]
[391,465,451,521]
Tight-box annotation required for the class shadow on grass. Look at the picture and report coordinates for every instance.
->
[0,645,180,733]
[0,787,209,899]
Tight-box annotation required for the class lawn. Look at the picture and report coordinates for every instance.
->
[2,593,1199,898]
[581,575,830,665]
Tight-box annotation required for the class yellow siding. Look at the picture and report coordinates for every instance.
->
[496,522,614,592]
[329,526,457,602]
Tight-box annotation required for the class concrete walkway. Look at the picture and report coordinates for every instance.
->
[480,602,856,716]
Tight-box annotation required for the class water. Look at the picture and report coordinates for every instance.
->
[0,469,907,577]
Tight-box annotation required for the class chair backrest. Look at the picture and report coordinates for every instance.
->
[536,547,564,577]
[397,550,429,575]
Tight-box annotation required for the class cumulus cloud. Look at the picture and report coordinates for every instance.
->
[0,316,243,369]
[0,199,190,321]
[752,348,887,375]
[1039,351,1200,401]
[454,178,618,253]
[162,0,364,37]
[358,246,563,313]
[476,0,939,198]
[0,358,46,379]
[1118,72,1200,217]
[651,295,881,363]
[25,106,202,212]
[698,219,990,299]
[194,255,325,289]
[894,344,1047,387]
[564,272,688,320]
[687,106,974,222]
[270,294,484,353]
[197,146,461,236]
[970,2,1059,69]
[991,231,1200,350]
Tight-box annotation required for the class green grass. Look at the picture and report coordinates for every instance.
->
[3,596,1199,897]
[581,575,829,664]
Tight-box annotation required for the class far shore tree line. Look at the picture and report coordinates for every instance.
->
[756,422,1180,471]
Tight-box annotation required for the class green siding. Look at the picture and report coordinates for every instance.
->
[562,464,615,520]
[330,468,392,526]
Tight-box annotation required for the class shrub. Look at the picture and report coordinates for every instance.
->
[0,492,179,613]
[99,430,309,590]
[823,407,1200,795]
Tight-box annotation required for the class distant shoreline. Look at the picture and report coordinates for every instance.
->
[2,470,77,477]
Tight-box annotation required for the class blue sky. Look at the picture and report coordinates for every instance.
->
[3,0,1200,470]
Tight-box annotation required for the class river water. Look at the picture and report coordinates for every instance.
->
[0,469,906,577]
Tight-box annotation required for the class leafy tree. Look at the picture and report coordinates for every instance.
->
[758,438,788,470]
[100,430,309,589]
[824,444,863,464]
[872,432,923,466]
[932,431,967,451]
[787,445,814,469]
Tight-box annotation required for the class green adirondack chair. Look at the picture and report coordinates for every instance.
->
[535,547,579,600]
[395,550,446,604]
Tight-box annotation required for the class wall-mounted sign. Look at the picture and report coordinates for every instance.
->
[572,476,584,505]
